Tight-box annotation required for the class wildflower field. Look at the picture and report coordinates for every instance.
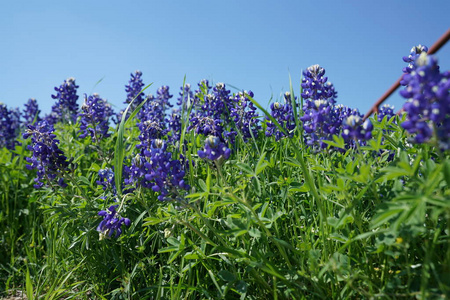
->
[0,45,449,299]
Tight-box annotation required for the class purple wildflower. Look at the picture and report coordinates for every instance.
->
[177,83,194,110]
[46,78,79,125]
[400,51,450,149]
[229,90,261,142]
[265,93,296,140]
[125,70,146,109]
[188,82,232,139]
[0,103,21,150]
[167,109,182,144]
[23,120,69,189]
[377,104,395,122]
[126,139,190,201]
[198,135,231,161]
[300,64,343,148]
[97,205,131,239]
[22,98,41,126]
[78,94,114,142]
[301,64,337,105]
[97,167,115,192]
[116,70,146,123]
[402,44,428,76]
[341,114,373,142]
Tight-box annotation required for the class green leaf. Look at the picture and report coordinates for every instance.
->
[443,159,450,187]
[376,167,412,182]
[288,184,309,193]
[248,228,261,238]
[330,233,348,243]
[322,135,346,149]
[236,162,254,176]
[370,208,404,229]
[143,216,168,226]
[255,152,268,175]
[235,280,248,294]
[218,270,236,282]
[26,267,34,300]
[253,177,262,196]
[183,252,200,260]
[158,246,179,253]
[198,179,207,192]
[76,176,91,186]
[166,237,181,247]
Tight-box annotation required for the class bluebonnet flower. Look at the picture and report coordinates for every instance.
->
[23,120,69,188]
[136,91,171,150]
[301,64,337,105]
[156,85,174,110]
[341,114,373,142]
[139,85,173,122]
[97,205,131,239]
[126,139,190,201]
[22,98,41,126]
[177,83,194,110]
[125,70,146,109]
[46,78,79,125]
[167,109,182,144]
[198,136,231,161]
[298,64,374,149]
[114,70,146,123]
[97,167,116,192]
[229,90,261,142]
[188,82,232,139]
[96,167,132,195]
[0,103,21,150]
[402,44,428,76]
[265,93,296,140]
[299,64,342,148]
[209,83,232,120]
[78,93,114,142]
[400,51,450,149]
[377,104,395,122]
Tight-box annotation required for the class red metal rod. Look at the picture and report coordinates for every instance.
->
[363,28,450,120]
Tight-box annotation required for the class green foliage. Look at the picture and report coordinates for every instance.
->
[0,90,449,299]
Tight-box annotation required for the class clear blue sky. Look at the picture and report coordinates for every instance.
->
[1,0,449,117]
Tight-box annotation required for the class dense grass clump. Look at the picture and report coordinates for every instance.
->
[0,47,449,299]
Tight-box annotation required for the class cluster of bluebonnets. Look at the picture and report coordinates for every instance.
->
[400,45,450,150]
[0,44,447,238]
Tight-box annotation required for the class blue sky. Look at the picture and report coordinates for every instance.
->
[1,1,449,117]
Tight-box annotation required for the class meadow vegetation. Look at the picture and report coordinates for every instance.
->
[0,45,449,299]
